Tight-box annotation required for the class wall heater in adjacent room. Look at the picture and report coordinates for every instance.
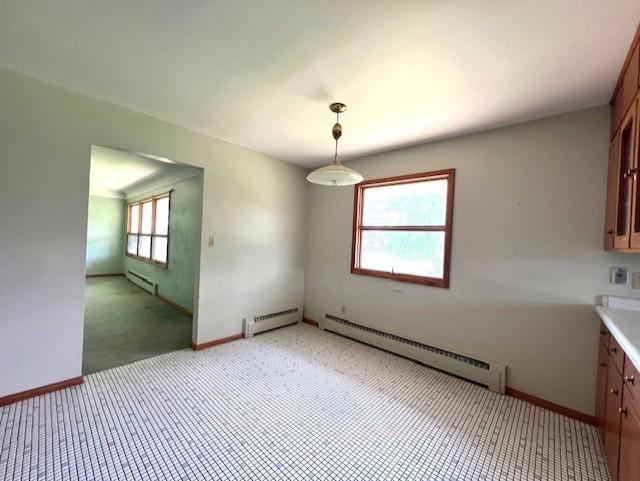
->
[321,313,507,394]
[243,307,302,337]
[126,270,157,296]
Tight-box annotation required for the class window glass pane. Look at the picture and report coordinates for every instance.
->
[360,230,445,279]
[153,236,168,264]
[141,201,153,234]
[138,235,151,259]
[155,197,170,235]
[126,234,138,255]
[129,204,140,233]
[362,179,447,226]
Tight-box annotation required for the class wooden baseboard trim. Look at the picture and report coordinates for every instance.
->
[506,388,596,426]
[157,294,193,317]
[0,377,84,407]
[86,273,124,278]
[192,333,244,351]
[303,317,320,327]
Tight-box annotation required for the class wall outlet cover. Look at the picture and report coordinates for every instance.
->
[632,272,640,289]
[610,267,629,285]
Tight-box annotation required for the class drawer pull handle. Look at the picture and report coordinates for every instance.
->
[600,330,607,335]
[624,375,635,385]
[610,347,618,353]
[600,362,607,368]
[619,407,628,416]
[611,388,619,395]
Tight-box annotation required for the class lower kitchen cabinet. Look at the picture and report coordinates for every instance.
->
[618,393,640,481]
[604,359,623,479]
[596,322,640,481]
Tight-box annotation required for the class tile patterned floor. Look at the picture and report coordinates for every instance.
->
[0,324,609,481]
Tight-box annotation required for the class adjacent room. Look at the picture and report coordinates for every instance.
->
[1,2,640,481]
[84,146,203,374]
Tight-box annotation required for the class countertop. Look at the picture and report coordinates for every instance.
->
[596,300,640,372]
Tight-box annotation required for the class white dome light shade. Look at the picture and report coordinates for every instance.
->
[307,102,364,186]
[306,160,364,186]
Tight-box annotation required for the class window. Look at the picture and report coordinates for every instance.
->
[351,169,455,288]
[126,193,171,267]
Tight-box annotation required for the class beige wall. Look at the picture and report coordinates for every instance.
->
[304,106,640,415]
[0,67,307,398]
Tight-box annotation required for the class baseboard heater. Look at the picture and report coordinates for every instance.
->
[244,307,302,338]
[321,313,506,394]
[126,270,157,295]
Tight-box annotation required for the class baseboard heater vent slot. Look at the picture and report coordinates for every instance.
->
[126,270,157,296]
[244,307,302,337]
[322,314,506,393]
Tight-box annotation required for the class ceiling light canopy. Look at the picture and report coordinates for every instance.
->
[306,103,364,186]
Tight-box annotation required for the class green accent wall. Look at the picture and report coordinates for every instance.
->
[86,196,125,275]
[123,175,203,311]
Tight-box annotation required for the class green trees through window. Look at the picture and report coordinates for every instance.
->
[351,170,455,288]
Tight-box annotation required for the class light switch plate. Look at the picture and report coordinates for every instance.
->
[610,267,628,285]
[632,272,640,289]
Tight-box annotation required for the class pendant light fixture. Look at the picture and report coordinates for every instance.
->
[306,103,364,186]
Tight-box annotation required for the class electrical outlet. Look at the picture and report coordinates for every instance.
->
[208,235,215,247]
[632,272,640,289]
[610,267,628,285]
[341,305,346,314]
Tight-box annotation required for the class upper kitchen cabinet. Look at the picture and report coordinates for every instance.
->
[605,25,640,252]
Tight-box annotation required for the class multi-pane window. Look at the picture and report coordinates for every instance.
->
[351,169,455,288]
[126,193,171,266]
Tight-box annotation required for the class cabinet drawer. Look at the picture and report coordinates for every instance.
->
[610,335,626,375]
[624,359,639,401]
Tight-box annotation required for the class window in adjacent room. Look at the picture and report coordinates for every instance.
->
[351,169,455,288]
[126,193,171,267]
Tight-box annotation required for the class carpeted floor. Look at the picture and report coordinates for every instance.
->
[83,276,192,374]
[1,324,608,481]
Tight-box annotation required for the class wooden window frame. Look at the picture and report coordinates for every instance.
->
[351,169,455,288]
[126,192,171,268]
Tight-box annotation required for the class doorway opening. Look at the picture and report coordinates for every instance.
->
[83,146,203,374]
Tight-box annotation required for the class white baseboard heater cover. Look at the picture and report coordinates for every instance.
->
[244,307,302,338]
[321,313,506,394]
[126,270,157,296]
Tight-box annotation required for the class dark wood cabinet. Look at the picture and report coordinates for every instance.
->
[596,320,640,481]
[605,360,624,479]
[606,135,621,249]
[606,24,640,252]
[618,390,640,481]
[597,341,610,440]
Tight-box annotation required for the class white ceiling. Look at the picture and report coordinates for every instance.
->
[90,146,201,198]
[1,1,638,167]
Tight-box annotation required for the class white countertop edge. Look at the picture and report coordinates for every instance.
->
[596,305,640,373]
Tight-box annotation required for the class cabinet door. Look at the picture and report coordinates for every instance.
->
[605,361,624,480]
[623,46,640,115]
[613,87,625,139]
[614,106,637,249]
[597,342,610,441]
[618,391,640,481]
[631,100,640,248]
[606,133,622,249]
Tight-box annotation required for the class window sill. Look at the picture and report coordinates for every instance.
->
[125,253,168,269]
[350,267,448,288]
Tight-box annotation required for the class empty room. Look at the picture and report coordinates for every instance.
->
[84,146,203,374]
[2,2,640,481]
